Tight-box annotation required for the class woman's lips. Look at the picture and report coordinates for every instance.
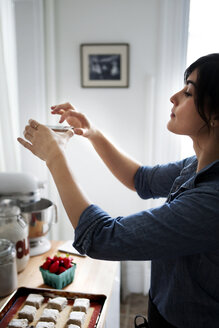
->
[170,110,175,118]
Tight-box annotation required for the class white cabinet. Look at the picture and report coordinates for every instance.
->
[105,263,120,328]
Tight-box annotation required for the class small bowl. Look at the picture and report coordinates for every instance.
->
[40,263,76,289]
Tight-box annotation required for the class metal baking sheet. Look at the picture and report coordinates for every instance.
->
[0,287,106,328]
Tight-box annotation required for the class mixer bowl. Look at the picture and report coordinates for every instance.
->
[21,198,57,239]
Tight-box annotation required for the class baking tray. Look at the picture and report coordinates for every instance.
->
[0,287,106,328]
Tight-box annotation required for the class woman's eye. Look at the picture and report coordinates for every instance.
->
[184,91,192,97]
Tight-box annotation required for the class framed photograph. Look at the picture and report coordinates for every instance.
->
[80,43,129,88]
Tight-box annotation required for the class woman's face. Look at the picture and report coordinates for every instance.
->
[167,70,206,138]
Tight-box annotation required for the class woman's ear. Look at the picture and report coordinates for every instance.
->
[210,116,219,127]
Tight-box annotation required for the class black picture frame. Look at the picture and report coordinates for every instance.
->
[80,43,129,88]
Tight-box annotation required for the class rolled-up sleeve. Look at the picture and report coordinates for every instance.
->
[73,185,219,261]
[134,159,188,199]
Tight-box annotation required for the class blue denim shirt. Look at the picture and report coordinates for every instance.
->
[74,156,219,327]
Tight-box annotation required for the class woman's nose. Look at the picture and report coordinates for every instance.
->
[170,94,175,104]
[170,91,179,105]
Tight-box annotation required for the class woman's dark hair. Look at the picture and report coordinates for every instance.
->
[184,53,219,128]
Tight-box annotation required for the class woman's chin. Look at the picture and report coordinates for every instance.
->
[166,120,174,132]
[166,121,181,135]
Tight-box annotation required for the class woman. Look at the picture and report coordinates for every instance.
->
[18,54,219,327]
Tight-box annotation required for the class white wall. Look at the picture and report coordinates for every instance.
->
[48,0,160,220]
[14,0,161,214]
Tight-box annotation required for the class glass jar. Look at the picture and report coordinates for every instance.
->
[0,199,29,272]
[0,239,18,297]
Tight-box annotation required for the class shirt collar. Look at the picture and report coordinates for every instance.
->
[180,157,219,190]
[196,159,219,177]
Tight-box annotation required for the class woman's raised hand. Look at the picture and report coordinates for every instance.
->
[17,119,73,164]
[51,103,95,139]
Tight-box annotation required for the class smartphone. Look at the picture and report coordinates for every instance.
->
[46,125,74,132]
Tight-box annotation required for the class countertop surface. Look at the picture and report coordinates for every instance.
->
[0,240,119,327]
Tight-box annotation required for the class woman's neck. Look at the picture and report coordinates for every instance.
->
[193,137,219,172]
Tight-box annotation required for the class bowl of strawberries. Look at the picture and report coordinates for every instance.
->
[39,253,76,289]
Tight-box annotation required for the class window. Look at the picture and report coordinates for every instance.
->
[181,0,219,159]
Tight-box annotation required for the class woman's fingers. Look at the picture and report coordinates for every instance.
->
[59,111,76,124]
[51,109,65,116]
[58,110,86,127]
[23,131,34,143]
[50,103,92,138]
[51,102,75,112]
[17,137,33,152]
[60,110,87,123]
[28,119,41,130]
[23,123,38,142]
[21,120,50,148]
[23,119,43,142]
[24,124,37,136]
[50,103,89,127]
[74,127,88,137]
[73,128,83,135]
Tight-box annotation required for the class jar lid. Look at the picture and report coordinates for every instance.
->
[0,199,20,217]
[0,239,15,260]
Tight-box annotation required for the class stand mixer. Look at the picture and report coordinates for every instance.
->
[0,172,57,256]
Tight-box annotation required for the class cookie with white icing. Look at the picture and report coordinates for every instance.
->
[39,308,59,323]
[25,293,44,309]
[73,298,90,313]
[35,322,55,328]
[8,318,29,328]
[67,311,86,327]
[18,305,37,322]
[47,296,67,311]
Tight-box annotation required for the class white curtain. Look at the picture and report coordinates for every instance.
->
[0,0,20,172]
[121,0,190,300]
[42,0,76,241]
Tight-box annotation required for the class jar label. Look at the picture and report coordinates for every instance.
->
[16,238,29,259]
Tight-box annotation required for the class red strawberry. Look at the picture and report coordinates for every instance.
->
[46,256,53,262]
[42,259,52,270]
[41,254,74,275]
[63,257,72,269]
[58,266,67,274]
[49,260,60,273]
[59,260,65,266]
[53,255,59,262]
[58,256,65,261]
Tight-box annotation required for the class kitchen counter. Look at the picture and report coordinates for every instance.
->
[0,240,120,327]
